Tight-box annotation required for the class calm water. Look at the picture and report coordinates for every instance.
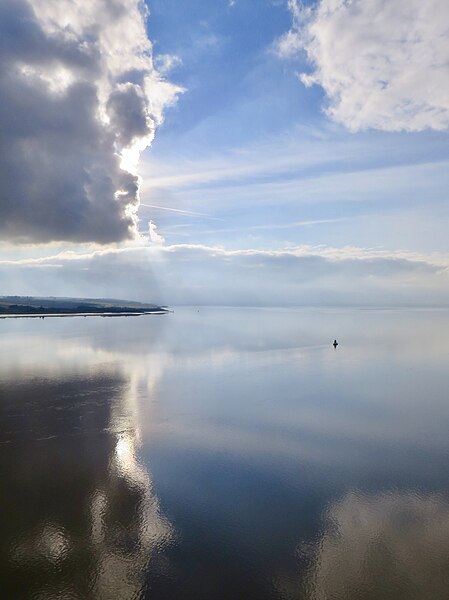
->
[2,307,449,599]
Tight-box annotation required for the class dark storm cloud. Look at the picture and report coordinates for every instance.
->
[107,84,153,148]
[0,0,180,244]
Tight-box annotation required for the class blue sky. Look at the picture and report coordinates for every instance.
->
[139,0,449,255]
[1,0,449,305]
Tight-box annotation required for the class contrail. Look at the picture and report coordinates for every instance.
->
[140,203,221,220]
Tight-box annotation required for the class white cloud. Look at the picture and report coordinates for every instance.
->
[280,0,449,131]
[306,491,449,599]
[148,220,165,245]
[0,0,182,243]
[0,242,448,307]
[154,54,183,75]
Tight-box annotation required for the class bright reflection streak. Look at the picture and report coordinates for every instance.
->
[115,433,135,468]
[91,428,174,599]
[4,308,449,597]
[0,337,174,598]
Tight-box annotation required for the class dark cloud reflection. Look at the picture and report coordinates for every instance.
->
[0,372,173,599]
[3,309,449,599]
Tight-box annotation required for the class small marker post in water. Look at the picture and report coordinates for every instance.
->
[333,339,338,348]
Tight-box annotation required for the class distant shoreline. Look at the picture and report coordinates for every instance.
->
[0,310,169,319]
[0,296,170,318]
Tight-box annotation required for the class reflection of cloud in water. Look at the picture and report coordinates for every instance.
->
[4,307,449,372]
[303,491,449,600]
[3,311,449,476]
[89,430,173,600]
[0,371,174,599]
[4,309,449,597]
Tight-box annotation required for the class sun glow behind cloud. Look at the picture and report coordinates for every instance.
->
[1,0,449,307]
[1,242,448,307]
[0,0,181,244]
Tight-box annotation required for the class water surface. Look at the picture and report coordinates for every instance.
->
[2,307,449,599]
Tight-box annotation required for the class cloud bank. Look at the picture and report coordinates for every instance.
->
[1,243,448,307]
[280,0,449,131]
[0,0,180,244]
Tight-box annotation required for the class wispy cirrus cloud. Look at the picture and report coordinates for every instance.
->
[279,0,449,132]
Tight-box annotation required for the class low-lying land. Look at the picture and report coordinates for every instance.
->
[0,296,169,317]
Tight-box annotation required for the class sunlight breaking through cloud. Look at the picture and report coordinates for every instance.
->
[0,0,181,244]
[0,243,448,307]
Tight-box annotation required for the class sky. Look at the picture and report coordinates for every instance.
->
[1,0,449,306]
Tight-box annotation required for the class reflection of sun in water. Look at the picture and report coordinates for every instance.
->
[91,428,175,599]
[88,370,175,600]
[115,432,136,474]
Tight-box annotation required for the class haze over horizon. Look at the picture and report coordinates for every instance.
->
[2,0,449,306]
